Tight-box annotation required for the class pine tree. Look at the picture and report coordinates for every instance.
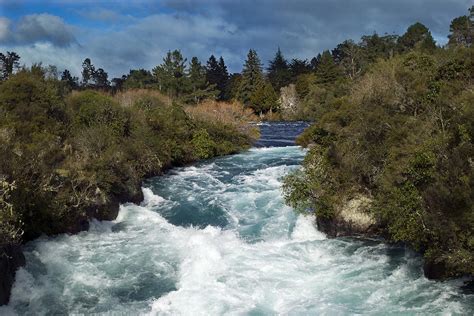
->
[267,47,291,92]
[0,51,20,81]
[206,55,220,87]
[289,58,312,81]
[310,53,322,71]
[93,68,109,89]
[238,49,264,106]
[249,80,278,114]
[81,58,95,87]
[123,69,156,89]
[398,22,436,52]
[315,50,342,84]
[360,33,398,62]
[185,56,217,104]
[447,7,473,47]
[61,69,79,90]
[217,56,229,100]
[206,55,229,101]
[153,50,187,99]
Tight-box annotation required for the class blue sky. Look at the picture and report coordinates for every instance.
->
[0,0,471,78]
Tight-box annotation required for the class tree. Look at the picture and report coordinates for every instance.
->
[185,56,217,104]
[360,33,398,62]
[206,55,229,101]
[123,69,156,89]
[398,22,436,52]
[250,80,278,114]
[310,53,322,70]
[111,77,126,92]
[0,51,20,80]
[93,68,109,89]
[206,55,220,87]
[237,49,264,106]
[81,58,95,87]
[315,50,342,84]
[267,47,291,91]
[217,57,230,100]
[447,8,473,47]
[227,73,242,100]
[153,50,187,99]
[332,40,364,79]
[289,58,312,81]
[61,69,79,90]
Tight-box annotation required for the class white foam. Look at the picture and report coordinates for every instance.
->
[142,187,166,207]
[6,145,473,315]
[291,215,326,241]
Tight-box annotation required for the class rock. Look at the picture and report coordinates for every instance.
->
[316,195,379,237]
[423,259,448,280]
[0,243,25,305]
[279,84,299,117]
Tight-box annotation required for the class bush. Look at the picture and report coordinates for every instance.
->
[284,46,474,278]
[0,73,255,244]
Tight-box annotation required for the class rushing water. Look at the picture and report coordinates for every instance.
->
[3,122,473,315]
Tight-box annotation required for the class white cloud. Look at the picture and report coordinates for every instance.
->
[17,14,76,46]
[0,17,10,41]
[0,1,471,78]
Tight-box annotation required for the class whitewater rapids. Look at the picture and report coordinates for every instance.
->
[2,123,473,315]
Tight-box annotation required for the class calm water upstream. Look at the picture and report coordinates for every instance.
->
[2,122,473,315]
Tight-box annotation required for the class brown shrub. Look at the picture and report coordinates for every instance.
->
[186,100,259,139]
[114,89,171,108]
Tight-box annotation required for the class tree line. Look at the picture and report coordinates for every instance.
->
[1,6,471,118]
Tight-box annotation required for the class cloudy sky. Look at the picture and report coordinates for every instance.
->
[0,0,471,78]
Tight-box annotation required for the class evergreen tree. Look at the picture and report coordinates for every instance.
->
[238,49,264,106]
[310,53,322,71]
[153,50,187,99]
[217,56,229,100]
[0,51,20,80]
[360,33,398,62]
[123,69,156,89]
[111,77,126,92]
[267,47,291,92]
[206,55,229,101]
[249,80,278,114]
[289,58,312,81]
[81,58,95,87]
[332,40,364,79]
[206,55,220,87]
[227,73,242,100]
[398,22,436,52]
[93,68,109,89]
[447,7,473,47]
[61,69,79,90]
[315,50,342,84]
[185,57,217,104]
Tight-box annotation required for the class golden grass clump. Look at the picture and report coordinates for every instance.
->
[186,100,260,139]
[114,89,171,108]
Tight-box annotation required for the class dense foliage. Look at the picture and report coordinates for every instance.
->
[283,8,473,278]
[0,69,256,245]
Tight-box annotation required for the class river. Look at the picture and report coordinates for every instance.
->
[2,122,473,315]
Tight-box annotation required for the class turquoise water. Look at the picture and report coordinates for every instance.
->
[2,122,473,315]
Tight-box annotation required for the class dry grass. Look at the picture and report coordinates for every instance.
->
[113,89,171,108]
[186,100,260,139]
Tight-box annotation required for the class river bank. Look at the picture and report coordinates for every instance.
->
[0,73,257,305]
[2,122,473,315]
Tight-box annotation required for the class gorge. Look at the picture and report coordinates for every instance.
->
[2,122,473,315]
